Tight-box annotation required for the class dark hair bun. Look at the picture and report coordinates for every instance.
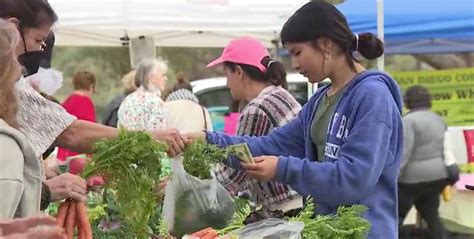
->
[172,72,193,92]
[176,73,186,84]
[261,56,288,89]
[353,32,384,60]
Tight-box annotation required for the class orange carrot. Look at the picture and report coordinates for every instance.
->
[65,200,76,239]
[76,207,85,239]
[77,228,85,239]
[202,231,219,239]
[56,201,70,227]
[76,201,93,239]
[206,230,218,237]
[191,227,214,237]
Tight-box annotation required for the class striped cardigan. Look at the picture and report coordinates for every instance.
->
[216,85,302,209]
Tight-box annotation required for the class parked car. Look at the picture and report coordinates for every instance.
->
[191,73,330,131]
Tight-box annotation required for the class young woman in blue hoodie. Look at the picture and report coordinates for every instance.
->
[187,2,403,238]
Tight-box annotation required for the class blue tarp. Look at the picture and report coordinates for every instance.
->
[337,0,474,54]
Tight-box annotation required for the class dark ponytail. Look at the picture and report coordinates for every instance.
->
[260,56,287,89]
[352,32,384,60]
[224,56,288,89]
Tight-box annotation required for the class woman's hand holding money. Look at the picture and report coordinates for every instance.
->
[241,155,279,182]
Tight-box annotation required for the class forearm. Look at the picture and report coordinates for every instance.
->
[55,120,118,153]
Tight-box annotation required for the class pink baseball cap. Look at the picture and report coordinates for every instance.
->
[207,37,269,72]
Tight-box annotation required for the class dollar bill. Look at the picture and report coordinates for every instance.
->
[228,143,254,164]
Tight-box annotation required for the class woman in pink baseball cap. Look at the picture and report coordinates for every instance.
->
[207,36,304,215]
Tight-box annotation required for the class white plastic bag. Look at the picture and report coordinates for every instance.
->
[163,157,235,238]
[231,218,304,239]
[23,67,63,95]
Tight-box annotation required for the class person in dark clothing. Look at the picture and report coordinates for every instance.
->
[398,85,449,239]
[102,70,137,127]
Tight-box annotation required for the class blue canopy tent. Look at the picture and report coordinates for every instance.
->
[278,0,474,56]
[337,0,474,54]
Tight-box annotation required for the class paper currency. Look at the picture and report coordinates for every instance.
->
[228,143,254,164]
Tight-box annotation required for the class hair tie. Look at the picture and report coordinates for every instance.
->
[267,60,275,68]
[354,34,359,51]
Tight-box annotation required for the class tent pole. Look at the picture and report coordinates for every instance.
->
[376,0,385,71]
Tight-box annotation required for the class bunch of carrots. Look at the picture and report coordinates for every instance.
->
[56,199,93,239]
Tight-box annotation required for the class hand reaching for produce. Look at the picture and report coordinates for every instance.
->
[0,215,65,239]
[45,173,87,202]
[150,128,187,157]
[183,131,206,144]
[43,160,60,179]
[67,157,105,190]
[241,156,278,182]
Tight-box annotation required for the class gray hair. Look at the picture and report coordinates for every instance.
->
[134,58,168,90]
[0,19,19,57]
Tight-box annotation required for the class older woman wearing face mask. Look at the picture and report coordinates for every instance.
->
[0,0,187,210]
[0,18,44,219]
[0,23,68,239]
[1,0,187,159]
[118,58,169,131]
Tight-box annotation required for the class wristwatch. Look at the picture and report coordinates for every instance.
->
[40,182,52,210]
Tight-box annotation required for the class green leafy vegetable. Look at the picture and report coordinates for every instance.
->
[182,140,228,179]
[289,198,371,239]
[82,130,167,238]
[216,197,370,239]
[460,163,474,174]
[217,197,252,236]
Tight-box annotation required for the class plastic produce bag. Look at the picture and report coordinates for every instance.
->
[163,157,235,238]
[231,218,304,239]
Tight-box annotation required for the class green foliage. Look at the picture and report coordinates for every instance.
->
[182,140,228,179]
[215,197,370,238]
[217,198,252,236]
[156,214,171,238]
[44,202,59,216]
[290,198,371,239]
[460,163,474,174]
[86,192,107,223]
[82,129,168,238]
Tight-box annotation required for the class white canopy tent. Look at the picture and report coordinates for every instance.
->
[48,0,308,48]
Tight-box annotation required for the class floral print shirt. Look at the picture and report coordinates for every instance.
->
[117,87,166,131]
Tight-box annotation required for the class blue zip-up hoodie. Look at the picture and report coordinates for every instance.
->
[207,71,403,239]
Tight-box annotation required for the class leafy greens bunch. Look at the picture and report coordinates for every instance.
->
[82,130,168,238]
[290,198,371,239]
[182,140,228,179]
